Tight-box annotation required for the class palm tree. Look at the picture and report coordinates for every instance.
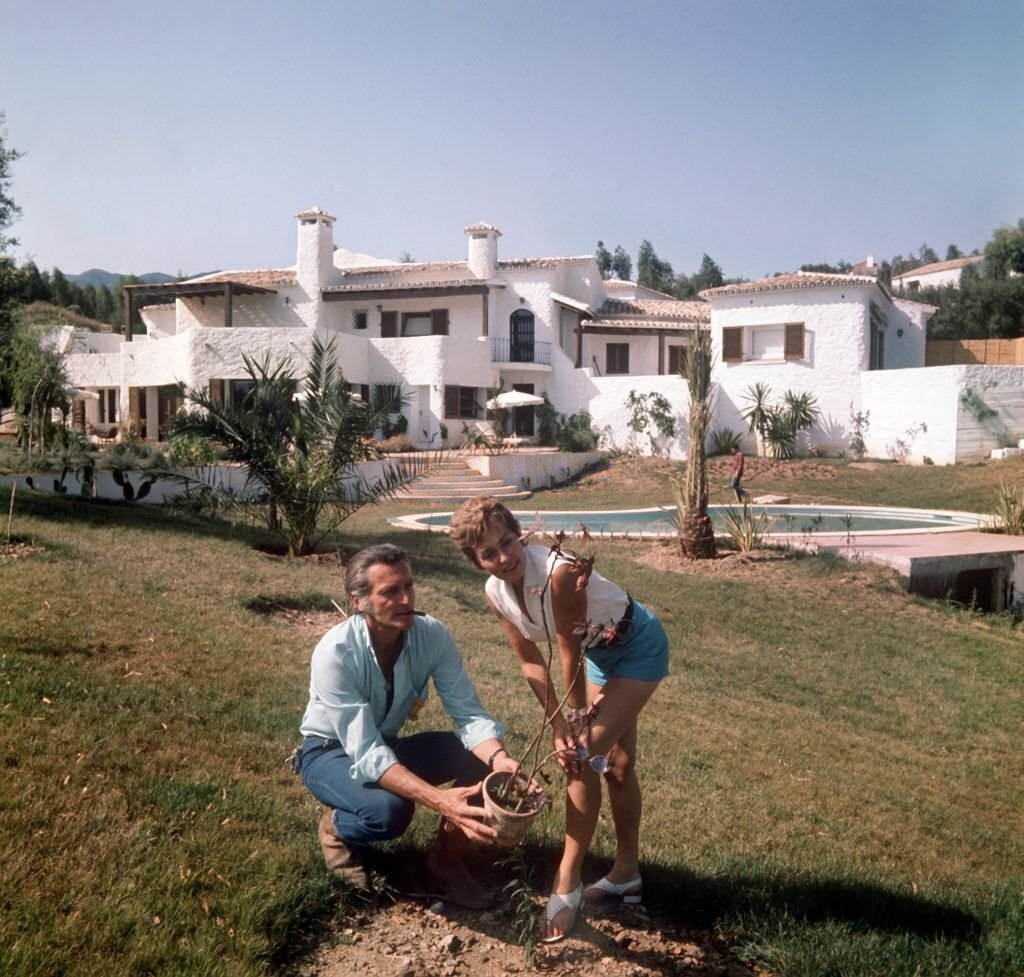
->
[171,336,444,556]
[673,327,717,559]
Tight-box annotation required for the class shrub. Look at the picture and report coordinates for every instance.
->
[378,434,416,453]
[168,434,217,467]
[556,412,598,452]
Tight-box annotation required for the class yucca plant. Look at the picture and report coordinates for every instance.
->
[172,336,449,556]
[719,501,771,552]
[710,427,743,456]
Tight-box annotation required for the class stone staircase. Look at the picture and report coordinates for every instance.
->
[396,459,531,502]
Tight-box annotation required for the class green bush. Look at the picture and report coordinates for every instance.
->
[556,412,598,452]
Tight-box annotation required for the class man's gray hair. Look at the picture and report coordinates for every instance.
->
[345,543,410,603]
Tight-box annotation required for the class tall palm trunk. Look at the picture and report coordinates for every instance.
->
[679,328,716,559]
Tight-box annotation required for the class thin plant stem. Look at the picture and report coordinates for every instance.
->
[6,481,15,544]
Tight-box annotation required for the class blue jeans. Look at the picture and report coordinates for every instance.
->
[298,731,487,845]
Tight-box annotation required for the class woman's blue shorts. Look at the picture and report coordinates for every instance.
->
[585,600,669,686]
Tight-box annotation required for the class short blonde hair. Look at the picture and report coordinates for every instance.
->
[449,496,521,567]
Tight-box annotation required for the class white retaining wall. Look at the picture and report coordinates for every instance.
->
[466,450,603,491]
[861,365,1024,463]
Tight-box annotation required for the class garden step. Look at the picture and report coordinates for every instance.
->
[414,478,510,489]
[396,484,526,499]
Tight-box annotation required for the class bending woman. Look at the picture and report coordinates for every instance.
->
[450,497,668,942]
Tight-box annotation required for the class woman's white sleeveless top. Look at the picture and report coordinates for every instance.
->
[485,544,629,644]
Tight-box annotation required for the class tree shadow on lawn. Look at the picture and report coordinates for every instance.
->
[646,860,982,943]
[365,842,981,944]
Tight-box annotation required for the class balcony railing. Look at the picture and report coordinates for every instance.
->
[491,337,551,365]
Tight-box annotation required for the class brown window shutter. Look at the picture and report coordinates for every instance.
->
[784,322,805,360]
[444,386,459,418]
[381,311,397,337]
[723,327,743,361]
[208,378,224,406]
[431,309,449,335]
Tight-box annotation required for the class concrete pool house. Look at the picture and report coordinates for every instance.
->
[57,206,1024,464]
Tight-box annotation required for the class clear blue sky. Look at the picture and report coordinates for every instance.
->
[2,0,1022,280]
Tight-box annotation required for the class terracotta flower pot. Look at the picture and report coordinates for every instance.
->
[482,771,546,848]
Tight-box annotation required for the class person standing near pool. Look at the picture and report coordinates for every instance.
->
[730,445,746,502]
[449,497,669,942]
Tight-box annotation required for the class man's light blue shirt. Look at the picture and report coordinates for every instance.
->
[299,613,504,784]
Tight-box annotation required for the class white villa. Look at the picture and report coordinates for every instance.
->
[891,255,985,292]
[57,207,1024,465]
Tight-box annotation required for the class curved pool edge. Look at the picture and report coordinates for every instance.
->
[388,503,988,539]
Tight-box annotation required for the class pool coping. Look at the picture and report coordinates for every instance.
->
[388,503,988,539]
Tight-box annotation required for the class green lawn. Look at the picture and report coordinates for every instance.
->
[1,461,1023,976]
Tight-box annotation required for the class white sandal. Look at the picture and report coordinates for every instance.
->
[541,883,583,943]
[583,874,643,908]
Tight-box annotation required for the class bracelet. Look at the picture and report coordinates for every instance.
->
[486,746,508,770]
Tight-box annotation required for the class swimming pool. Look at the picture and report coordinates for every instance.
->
[390,504,986,538]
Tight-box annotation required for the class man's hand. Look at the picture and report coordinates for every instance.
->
[490,752,522,778]
[436,783,498,843]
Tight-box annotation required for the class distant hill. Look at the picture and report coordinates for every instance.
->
[68,269,179,289]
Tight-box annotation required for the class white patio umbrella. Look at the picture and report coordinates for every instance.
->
[485,390,545,409]
[69,388,100,400]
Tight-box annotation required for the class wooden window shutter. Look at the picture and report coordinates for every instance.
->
[723,327,743,362]
[784,322,805,360]
[381,311,397,337]
[444,386,459,418]
[431,309,449,335]
[208,378,224,406]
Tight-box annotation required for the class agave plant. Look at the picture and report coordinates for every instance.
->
[719,502,771,552]
[171,336,447,556]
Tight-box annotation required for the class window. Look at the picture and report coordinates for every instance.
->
[444,386,481,419]
[750,325,786,361]
[668,345,688,376]
[353,309,368,330]
[606,343,629,375]
[908,281,920,293]
[381,311,397,337]
[348,383,371,403]
[98,388,118,424]
[229,380,257,409]
[723,323,805,363]
[401,309,449,337]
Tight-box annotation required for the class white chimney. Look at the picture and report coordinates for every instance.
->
[295,206,337,292]
[464,222,502,279]
[866,255,876,269]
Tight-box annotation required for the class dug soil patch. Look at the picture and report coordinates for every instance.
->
[301,897,765,977]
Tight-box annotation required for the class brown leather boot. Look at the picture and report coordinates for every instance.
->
[318,808,369,890]
[425,818,493,910]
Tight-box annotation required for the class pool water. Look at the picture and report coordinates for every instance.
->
[394,505,984,537]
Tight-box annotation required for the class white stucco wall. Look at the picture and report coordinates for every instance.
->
[893,267,966,290]
[586,373,690,457]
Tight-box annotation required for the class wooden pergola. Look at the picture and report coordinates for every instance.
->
[323,282,493,335]
[120,280,280,341]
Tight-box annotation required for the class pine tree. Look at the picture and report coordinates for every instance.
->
[594,240,612,278]
[611,246,632,281]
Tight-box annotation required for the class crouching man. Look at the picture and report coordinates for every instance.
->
[295,543,519,908]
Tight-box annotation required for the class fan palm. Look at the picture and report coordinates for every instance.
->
[171,336,445,556]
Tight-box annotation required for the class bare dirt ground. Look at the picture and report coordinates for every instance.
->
[300,896,766,977]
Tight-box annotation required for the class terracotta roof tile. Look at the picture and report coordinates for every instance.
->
[499,256,592,269]
[596,298,710,322]
[892,255,984,279]
[185,268,297,287]
[322,279,490,294]
[701,271,886,299]
[338,261,469,277]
